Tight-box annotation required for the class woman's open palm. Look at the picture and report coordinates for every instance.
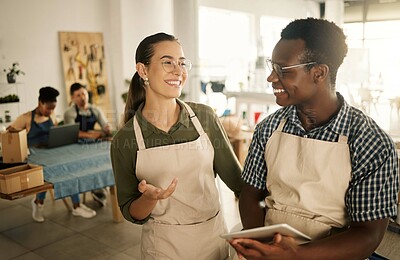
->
[138,178,178,200]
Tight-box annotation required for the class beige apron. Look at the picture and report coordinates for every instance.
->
[134,102,228,260]
[264,119,352,240]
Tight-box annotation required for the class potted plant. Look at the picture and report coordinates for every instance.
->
[3,62,25,83]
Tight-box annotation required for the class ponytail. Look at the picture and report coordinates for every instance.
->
[124,72,146,123]
[124,32,178,124]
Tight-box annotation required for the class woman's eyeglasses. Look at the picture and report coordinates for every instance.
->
[161,59,193,74]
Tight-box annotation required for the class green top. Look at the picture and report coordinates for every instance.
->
[110,100,243,224]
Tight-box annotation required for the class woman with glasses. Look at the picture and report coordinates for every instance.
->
[110,32,243,260]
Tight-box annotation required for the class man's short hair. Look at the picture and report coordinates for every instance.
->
[70,82,86,96]
[281,17,348,86]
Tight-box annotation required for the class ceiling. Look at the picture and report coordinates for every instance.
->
[343,0,400,22]
[344,0,398,6]
[310,0,400,21]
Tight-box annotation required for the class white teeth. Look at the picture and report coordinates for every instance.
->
[166,80,180,85]
[273,88,285,93]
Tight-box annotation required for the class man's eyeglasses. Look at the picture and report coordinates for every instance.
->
[160,59,193,74]
[266,59,317,78]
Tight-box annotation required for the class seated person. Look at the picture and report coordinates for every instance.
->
[7,86,96,222]
[64,82,110,206]
[64,82,111,140]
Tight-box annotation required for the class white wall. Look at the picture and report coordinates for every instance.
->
[199,0,320,19]
[116,0,174,121]
[0,0,175,125]
[0,0,111,118]
[0,0,322,125]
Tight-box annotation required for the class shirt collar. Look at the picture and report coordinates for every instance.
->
[327,93,352,137]
[286,92,352,136]
[135,99,191,138]
[176,99,191,128]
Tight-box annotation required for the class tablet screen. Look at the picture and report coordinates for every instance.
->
[220,224,311,245]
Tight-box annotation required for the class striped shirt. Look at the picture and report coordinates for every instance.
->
[242,93,399,222]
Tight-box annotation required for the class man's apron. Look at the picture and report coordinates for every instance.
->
[264,119,352,240]
[75,105,97,131]
[133,103,228,260]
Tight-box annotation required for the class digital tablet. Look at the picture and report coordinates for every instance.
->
[220,224,311,245]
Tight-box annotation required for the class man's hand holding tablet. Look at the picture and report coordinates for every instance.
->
[220,223,311,245]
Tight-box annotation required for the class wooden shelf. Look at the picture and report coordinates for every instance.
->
[224,91,276,104]
[0,101,20,105]
[0,83,25,123]
[0,181,53,200]
[224,91,278,128]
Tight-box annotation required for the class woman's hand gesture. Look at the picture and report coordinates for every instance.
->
[138,177,178,200]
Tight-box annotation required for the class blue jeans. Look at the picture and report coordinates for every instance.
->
[36,191,80,204]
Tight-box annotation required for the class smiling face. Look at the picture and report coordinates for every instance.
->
[142,40,187,100]
[267,39,318,107]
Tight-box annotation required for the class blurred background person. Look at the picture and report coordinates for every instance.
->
[8,86,96,222]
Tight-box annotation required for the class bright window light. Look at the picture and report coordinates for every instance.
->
[260,16,292,57]
[198,7,253,92]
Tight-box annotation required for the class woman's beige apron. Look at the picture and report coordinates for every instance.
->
[134,103,228,260]
[264,119,352,240]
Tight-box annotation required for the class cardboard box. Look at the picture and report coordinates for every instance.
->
[0,164,44,194]
[1,129,28,163]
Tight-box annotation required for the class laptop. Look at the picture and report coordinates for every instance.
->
[47,123,80,148]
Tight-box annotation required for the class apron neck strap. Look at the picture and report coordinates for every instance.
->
[133,102,206,150]
[277,119,286,131]
[181,102,205,135]
[337,135,348,143]
[133,116,146,150]
[277,118,348,144]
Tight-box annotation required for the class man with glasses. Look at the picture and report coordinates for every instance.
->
[230,18,398,259]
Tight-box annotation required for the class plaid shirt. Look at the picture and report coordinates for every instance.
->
[242,93,399,222]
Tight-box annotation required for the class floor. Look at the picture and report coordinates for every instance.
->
[0,179,242,260]
[0,191,142,260]
[1,100,400,260]
[1,179,399,260]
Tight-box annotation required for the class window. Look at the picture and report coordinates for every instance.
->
[343,20,400,132]
[260,16,292,58]
[344,21,400,94]
[198,7,253,92]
